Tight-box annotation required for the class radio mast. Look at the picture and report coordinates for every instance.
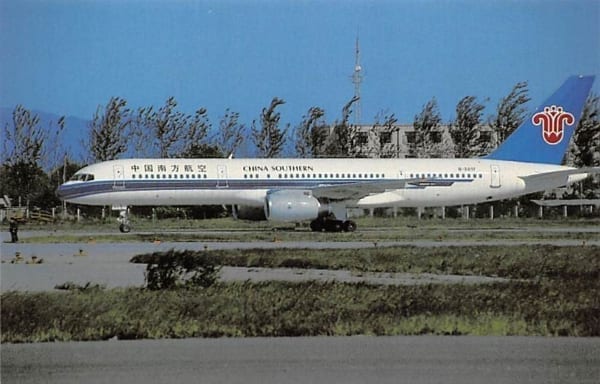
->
[352,35,363,125]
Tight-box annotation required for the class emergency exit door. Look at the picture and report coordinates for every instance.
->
[113,165,125,188]
[490,165,501,188]
[216,165,228,188]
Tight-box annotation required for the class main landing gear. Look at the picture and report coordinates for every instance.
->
[117,209,131,233]
[309,217,357,232]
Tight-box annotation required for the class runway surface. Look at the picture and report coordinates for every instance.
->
[1,227,597,292]
[0,241,507,291]
[2,228,599,383]
[3,336,599,384]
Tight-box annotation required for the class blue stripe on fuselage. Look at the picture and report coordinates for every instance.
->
[58,178,472,200]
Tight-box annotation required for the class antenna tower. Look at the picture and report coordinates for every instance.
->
[352,35,363,125]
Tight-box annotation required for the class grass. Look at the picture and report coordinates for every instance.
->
[2,244,599,342]
[18,215,600,244]
[2,279,598,342]
[131,245,600,279]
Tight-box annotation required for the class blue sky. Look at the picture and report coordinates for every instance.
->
[1,0,599,128]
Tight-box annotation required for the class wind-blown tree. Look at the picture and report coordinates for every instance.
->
[40,115,66,172]
[88,97,131,162]
[370,111,399,158]
[134,97,210,158]
[212,109,245,157]
[251,97,288,158]
[571,93,600,167]
[182,107,211,157]
[569,93,600,198]
[487,81,530,151]
[450,96,486,158]
[323,96,360,157]
[412,98,442,158]
[0,105,49,207]
[294,106,328,158]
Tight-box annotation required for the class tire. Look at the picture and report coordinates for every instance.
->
[325,220,343,232]
[310,220,324,232]
[119,223,131,233]
[343,220,357,232]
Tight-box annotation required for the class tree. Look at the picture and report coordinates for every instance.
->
[323,96,360,157]
[182,108,212,158]
[88,97,130,162]
[571,93,600,168]
[181,143,225,159]
[371,111,399,158]
[488,81,530,150]
[0,105,48,207]
[212,109,245,157]
[134,97,210,158]
[450,96,486,158]
[294,106,328,158]
[42,116,66,172]
[251,97,288,158]
[2,105,45,166]
[412,98,442,158]
[569,93,600,198]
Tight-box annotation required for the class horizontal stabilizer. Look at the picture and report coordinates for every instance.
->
[519,167,600,191]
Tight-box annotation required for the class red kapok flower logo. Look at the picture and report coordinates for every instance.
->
[532,105,575,145]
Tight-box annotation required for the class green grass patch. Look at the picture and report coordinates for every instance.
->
[17,216,600,244]
[3,278,599,342]
[131,245,600,279]
[4,244,599,342]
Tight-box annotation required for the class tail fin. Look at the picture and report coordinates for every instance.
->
[485,75,594,164]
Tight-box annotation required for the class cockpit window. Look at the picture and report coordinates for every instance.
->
[69,173,95,182]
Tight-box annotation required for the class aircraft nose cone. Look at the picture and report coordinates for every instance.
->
[56,184,67,199]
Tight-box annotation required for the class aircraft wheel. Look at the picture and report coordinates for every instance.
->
[325,220,343,232]
[119,223,131,233]
[310,219,324,232]
[343,220,357,232]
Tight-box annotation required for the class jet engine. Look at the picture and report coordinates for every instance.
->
[264,190,329,222]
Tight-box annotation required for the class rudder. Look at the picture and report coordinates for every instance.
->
[485,75,595,164]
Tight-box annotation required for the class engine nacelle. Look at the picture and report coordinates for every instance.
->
[232,205,267,221]
[265,190,328,222]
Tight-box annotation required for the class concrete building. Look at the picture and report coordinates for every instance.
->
[349,123,494,159]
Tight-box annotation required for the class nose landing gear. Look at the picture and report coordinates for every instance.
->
[117,209,131,233]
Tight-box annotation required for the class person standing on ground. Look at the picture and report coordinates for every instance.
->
[9,217,19,243]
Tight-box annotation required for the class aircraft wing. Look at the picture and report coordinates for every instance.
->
[519,167,600,190]
[311,178,454,200]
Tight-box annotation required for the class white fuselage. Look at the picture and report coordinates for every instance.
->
[58,157,581,209]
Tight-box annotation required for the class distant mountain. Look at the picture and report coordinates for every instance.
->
[0,107,90,164]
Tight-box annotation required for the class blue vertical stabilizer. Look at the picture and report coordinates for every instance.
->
[485,75,594,164]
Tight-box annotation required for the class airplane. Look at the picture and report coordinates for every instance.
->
[58,75,598,233]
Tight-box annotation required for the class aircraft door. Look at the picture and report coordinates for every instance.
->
[113,165,125,189]
[490,165,501,188]
[217,164,228,188]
